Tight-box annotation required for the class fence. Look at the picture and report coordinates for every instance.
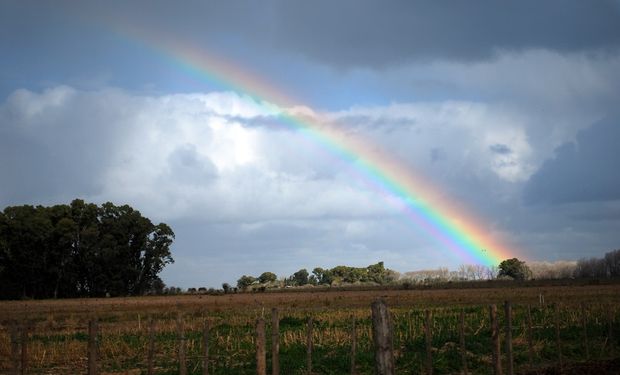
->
[0,300,618,374]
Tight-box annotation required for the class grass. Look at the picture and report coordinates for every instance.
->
[0,283,619,373]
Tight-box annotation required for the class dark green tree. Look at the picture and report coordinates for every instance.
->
[312,267,333,285]
[498,258,531,281]
[292,268,309,285]
[367,261,387,283]
[237,275,256,290]
[258,271,277,284]
[0,200,174,299]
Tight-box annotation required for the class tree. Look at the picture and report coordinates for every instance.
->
[292,268,309,286]
[222,283,231,293]
[237,275,256,290]
[528,261,577,279]
[498,258,531,281]
[308,274,318,285]
[0,200,174,299]
[576,257,606,278]
[258,271,277,284]
[149,277,166,295]
[367,261,387,283]
[312,267,333,285]
[604,249,620,277]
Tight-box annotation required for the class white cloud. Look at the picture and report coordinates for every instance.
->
[3,85,618,287]
[332,101,535,183]
[0,86,544,224]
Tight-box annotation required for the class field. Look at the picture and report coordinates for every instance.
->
[1,282,619,374]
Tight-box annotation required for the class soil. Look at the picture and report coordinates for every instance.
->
[519,358,620,375]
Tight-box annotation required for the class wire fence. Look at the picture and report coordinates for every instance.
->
[0,300,618,374]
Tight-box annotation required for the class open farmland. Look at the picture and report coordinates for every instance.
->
[1,282,619,374]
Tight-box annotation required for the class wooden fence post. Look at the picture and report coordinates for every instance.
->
[554,304,562,368]
[608,304,614,355]
[424,310,433,375]
[371,299,394,375]
[177,312,187,375]
[147,317,155,375]
[203,320,210,375]
[504,301,513,375]
[256,317,266,375]
[526,305,534,367]
[10,321,20,375]
[88,319,99,375]
[271,309,279,375]
[581,303,589,359]
[306,317,313,374]
[490,305,502,375]
[459,309,468,375]
[351,316,357,375]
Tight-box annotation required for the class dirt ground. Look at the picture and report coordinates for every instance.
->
[519,358,620,374]
[0,282,619,319]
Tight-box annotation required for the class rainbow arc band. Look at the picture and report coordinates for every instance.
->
[110,24,513,266]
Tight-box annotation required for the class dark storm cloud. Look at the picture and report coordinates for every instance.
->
[272,0,620,67]
[3,1,619,78]
[100,0,620,67]
[524,116,620,205]
[0,88,137,206]
[138,0,620,67]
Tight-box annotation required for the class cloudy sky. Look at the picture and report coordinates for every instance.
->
[1,1,619,288]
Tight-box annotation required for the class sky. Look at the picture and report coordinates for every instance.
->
[1,1,619,288]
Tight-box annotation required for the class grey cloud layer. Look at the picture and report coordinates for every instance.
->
[272,0,620,67]
[4,1,620,71]
[524,117,620,205]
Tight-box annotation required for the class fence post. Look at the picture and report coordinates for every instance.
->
[271,309,279,375]
[88,319,99,375]
[490,304,502,375]
[459,309,468,375]
[306,317,313,374]
[581,303,589,359]
[177,312,187,375]
[504,301,513,375]
[371,299,394,375]
[256,317,266,375]
[554,304,562,369]
[147,317,155,375]
[203,320,210,375]
[424,310,433,375]
[526,305,534,367]
[351,316,357,375]
[608,304,614,356]
[10,321,20,375]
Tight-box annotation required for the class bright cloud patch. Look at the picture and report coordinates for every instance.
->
[0,87,541,222]
[332,102,535,183]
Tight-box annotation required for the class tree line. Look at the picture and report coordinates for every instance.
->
[235,262,398,291]
[229,253,620,293]
[0,200,174,300]
[575,248,620,278]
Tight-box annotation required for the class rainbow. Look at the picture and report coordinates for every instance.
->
[109,24,514,266]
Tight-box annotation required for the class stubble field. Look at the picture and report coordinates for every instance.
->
[1,282,619,374]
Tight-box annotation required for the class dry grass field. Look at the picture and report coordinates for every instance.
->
[1,282,619,318]
[0,282,619,374]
